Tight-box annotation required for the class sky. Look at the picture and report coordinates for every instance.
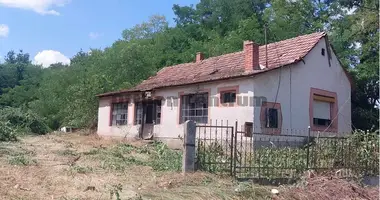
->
[0,0,198,67]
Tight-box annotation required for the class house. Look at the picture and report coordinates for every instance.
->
[96,32,352,145]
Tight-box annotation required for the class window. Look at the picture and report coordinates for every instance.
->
[221,91,236,103]
[266,108,278,128]
[111,102,128,126]
[260,102,282,134]
[244,122,253,137]
[155,100,161,124]
[310,88,337,132]
[135,102,143,125]
[321,48,325,56]
[312,100,331,127]
[180,92,208,124]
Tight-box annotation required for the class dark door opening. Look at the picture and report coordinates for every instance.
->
[145,103,154,124]
[138,100,162,139]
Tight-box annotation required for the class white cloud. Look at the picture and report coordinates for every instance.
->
[89,32,102,40]
[34,50,70,68]
[0,24,9,38]
[0,0,70,15]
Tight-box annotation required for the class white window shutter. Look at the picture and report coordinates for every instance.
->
[313,100,331,119]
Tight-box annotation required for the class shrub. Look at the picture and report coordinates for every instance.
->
[0,107,50,135]
[0,121,17,141]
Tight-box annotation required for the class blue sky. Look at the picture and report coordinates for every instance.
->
[0,0,198,67]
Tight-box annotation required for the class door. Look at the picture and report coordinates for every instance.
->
[142,102,154,139]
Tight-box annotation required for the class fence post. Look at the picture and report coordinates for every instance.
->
[306,126,311,170]
[233,121,238,177]
[182,120,196,175]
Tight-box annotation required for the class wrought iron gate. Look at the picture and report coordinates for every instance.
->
[195,122,235,175]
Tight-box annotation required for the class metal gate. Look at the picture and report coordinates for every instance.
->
[195,122,235,175]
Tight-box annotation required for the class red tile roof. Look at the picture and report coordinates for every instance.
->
[98,32,327,97]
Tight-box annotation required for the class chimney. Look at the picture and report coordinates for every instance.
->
[244,41,260,71]
[196,52,204,63]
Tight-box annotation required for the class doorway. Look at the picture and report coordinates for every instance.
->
[135,100,162,139]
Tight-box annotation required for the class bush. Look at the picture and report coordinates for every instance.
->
[0,121,17,141]
[0,107,50,135]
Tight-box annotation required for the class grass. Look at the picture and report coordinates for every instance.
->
[8,154,37,166]
[68,165,94,174]
[56,149,78,156]
[0,132,300,200]
[1,143,37,166]
[85,141,183,172]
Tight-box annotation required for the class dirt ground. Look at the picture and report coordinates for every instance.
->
[0,132,378,200]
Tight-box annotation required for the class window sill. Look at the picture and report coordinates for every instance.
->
[219,102,238,107]
[111,124,129,127]
[311,125,337,132]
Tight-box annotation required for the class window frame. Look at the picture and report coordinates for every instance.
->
[179,92,209,124]
[217,85,239,107]
[134,101,143,125]
[110,102,129,126]
[309,88,338,132]
[260,102,282,135]
[220,90,237,104]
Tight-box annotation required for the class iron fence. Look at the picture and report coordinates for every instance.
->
[195,120,379,184]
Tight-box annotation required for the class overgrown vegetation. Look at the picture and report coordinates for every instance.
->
[0,121,17,141]
[4,145,37,166]
[0,107,50,141]
[197,131,379,180]
[84,141,182,172]
[7,154,37,166]
[0,0,378,132]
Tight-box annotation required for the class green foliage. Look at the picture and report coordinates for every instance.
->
[0,0,378,131]
[149,141,182,171]
[198,132,379,179]
[7,154,37,166]
[0,107,50,135]
[197,141,231,173]
[0,121,17,141]
[69,165,93,174]
[56,149,78,156]
[85,141,182,172]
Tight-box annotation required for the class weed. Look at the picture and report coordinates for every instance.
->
[109,183,123,200]
[201,176,213,185]
[64,142,74,148]
[82,148,101,155]
[56,149,78,156]
[232,182,271,199]
[85,141,182,172]
[69,165,93,174]
[149,141,182,171]
[8,155,37,166]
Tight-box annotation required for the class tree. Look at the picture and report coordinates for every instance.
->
[0,1,378,132]
[122,15,169,41]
